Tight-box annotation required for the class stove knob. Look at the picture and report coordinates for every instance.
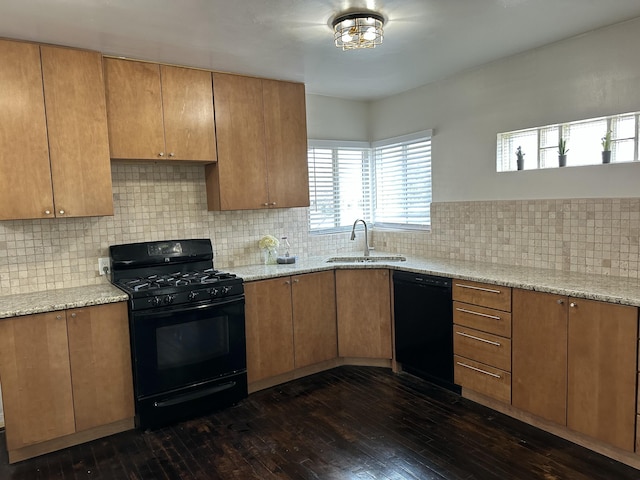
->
[221,286,232,294]
[164,294,174,305]
[188,291,199,301]
[209,287,220,297]
[150,296,162,307]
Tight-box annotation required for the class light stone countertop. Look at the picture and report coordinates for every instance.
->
[229,254,640,307]
[2,253,640,319]
[0,283,129,319]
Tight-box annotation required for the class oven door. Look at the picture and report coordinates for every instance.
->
[130,296,246,399]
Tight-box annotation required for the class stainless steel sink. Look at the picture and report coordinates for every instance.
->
[326,255,407,263]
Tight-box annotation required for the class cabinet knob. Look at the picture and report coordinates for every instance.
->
[70,312,77,318]
[44,210,51,215]
[56,314,63,320]
[270,202,277,206]
[263,203,269,207]
[169,152,175,157]
[557,299,564,305]
[158,152,164,157]
[293,279,299,283]
[59,209,65,215]
[570,302,577,308]
[284,280,291,285]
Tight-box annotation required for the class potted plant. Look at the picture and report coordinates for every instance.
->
[601,130,612,164]
[515,146,525,171]
[558,138,569,167]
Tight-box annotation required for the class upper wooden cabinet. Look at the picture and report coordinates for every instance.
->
[205,73,309,211]
[104,58,217,162]
[335,269,392,359]
[0,40,113,220]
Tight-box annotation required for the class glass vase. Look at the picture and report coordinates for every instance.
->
[263,247,277,265]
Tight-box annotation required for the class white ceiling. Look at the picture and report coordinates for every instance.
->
[2,0,640,101]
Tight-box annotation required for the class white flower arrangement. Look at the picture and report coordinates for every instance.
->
[258,235,279,250]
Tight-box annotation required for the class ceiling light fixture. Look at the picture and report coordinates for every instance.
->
[332,11,385,51]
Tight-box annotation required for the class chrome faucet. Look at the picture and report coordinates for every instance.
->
[350,219,371,257]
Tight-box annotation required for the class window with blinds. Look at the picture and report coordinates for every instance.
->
[373,132,432,228]
[497,112,640,171]
[307,131,432,233]
[307,140,372,233]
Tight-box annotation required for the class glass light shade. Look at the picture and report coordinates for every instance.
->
[332,12,385,50]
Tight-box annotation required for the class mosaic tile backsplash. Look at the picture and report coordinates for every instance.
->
[1,162,639,295]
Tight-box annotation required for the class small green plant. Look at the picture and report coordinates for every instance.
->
[516,146,525,161]
[601,130,612,151]
[558,138,569,155]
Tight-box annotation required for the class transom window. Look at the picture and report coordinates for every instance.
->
[307,131,432,233]
[497,112,640,171]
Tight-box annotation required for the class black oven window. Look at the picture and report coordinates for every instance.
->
[156,316,230,370]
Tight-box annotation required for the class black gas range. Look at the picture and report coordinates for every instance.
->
[109,239,247,430]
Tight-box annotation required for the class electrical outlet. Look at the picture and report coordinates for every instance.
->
[98,257,110,276]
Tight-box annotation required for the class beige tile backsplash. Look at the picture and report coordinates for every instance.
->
[1,163,639,295]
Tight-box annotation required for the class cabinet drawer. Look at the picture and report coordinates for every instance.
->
[454,355,511,404]
[453,280,511,312]
[454,326,511,371]
[453,301,512,337]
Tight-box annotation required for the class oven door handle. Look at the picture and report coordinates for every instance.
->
[153,381,237,408]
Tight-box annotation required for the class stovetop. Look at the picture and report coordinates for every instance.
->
[118,269,238,293]
[109,239,244,311]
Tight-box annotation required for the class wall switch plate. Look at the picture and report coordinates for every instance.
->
[98,257,110,276]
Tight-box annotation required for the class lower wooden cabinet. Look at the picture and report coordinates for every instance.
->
[335,269,392,359]
[512,289,638,452]
[245,271,337,384]
[0,302,134,462]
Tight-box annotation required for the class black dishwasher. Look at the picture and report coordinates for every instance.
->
[393,271,460,393]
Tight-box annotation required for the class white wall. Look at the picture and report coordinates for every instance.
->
[370,17,640,202]
[306,94,370,141]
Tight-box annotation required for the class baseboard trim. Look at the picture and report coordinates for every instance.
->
[462,388,640,470]
[8,417,134,464]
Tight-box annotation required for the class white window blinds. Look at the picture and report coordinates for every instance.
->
[373,131,432,228]
[307,140,372,233]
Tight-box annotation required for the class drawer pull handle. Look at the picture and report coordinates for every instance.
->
[455,284,502,294]
[456,331,501,346]
[456,307,501,320]
[456,361,501,379]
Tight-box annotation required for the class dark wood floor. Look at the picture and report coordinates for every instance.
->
[1,366,639,479]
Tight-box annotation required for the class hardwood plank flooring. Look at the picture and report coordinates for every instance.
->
[1,366,638,479]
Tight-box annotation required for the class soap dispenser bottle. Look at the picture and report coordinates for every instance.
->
[277,236,296,264]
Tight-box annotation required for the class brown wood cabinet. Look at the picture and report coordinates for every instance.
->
[245,272,337,384]
[335,269,392,359]
[205,73,309,211]
[512,289,638,452]
[0,302,134,462]
[104,58,216,162]
[291,271,337,369]
[0,40,113,220]
[453,279,513,403]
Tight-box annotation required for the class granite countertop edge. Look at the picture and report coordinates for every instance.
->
[2,254,640,319]
[0,283,129,319]
[228,254,640,308]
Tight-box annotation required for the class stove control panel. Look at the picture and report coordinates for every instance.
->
[132,280,244,311]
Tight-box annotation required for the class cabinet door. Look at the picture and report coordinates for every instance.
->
[567,298,637,451]
[104,58,165,160]
[262,80,309,208]
[0,39,54,220]
[67,302,134,432]
[336,269,392,359]
[161,65,216,161]
[0,312,75,450]
[512,289,568,425]
[244,278,295,383]
[41,45,113,217]
[292,271,337,368]
[206,73,269,210]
